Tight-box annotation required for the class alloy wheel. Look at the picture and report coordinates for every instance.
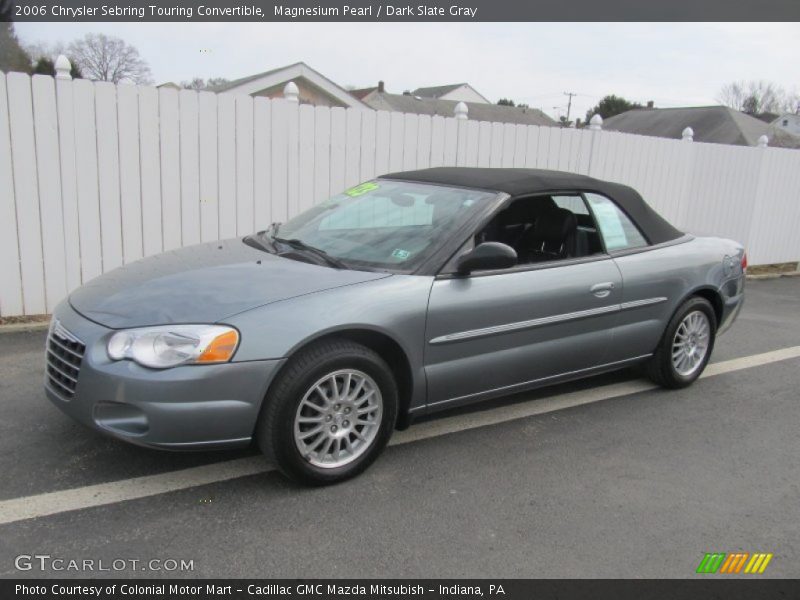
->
[671,310,711,376]
[293,369,383,468]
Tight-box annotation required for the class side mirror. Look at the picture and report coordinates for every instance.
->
[456,242,517,275]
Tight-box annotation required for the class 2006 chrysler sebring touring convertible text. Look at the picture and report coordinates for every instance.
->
[45,168,746,485]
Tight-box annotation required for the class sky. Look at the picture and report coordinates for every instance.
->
[14,22,800,121]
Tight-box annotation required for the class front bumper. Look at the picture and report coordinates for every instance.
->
[45,301,284,450]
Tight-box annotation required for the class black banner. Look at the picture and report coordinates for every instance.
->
[4,0,800,22]
[4,580,800,600]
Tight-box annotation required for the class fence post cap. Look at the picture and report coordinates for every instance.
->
[283,81,299,103]
[589,114,603,130]
[682,126,694,141]
[454,101,468,120]
[54,55,72,80]
[757,134,769,148]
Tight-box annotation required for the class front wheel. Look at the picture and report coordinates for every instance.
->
[256,339,397,485]
[644,296,716,389]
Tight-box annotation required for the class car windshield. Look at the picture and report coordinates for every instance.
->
[260,180,497,271]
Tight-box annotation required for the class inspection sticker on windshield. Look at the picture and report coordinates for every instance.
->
[344,182,379,197]
[391,249,410,260]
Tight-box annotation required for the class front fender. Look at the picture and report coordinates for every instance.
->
[224,275,434,410]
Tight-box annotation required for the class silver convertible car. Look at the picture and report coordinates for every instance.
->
[45,168,746,485]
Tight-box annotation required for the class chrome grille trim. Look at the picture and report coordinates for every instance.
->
[48,334,84,359]
[45,353,79,383]
[53,320,82,344]
[48,374,76,397]
[46,320,85,398]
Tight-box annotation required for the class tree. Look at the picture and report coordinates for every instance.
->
[497,98,530,109]
[23,40,67,62]
[0,20,33,74]
[31,57,54,76]
[31,56,83,79]
[24,41,84,79]
[717,80,798,116]
[181,77,230,91]
[585,95,643,123]
[68,33,152,84]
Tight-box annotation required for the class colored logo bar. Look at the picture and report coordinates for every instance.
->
[696,552,773,574]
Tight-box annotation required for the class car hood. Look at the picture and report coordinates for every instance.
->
[69,238,390,329]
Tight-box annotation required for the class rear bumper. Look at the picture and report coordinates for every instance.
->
[45,301,284,450]
[717,275,745,336]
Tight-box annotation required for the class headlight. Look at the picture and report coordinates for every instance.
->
[107,325,239,369]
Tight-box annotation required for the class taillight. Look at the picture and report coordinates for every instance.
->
[741,252,748,272]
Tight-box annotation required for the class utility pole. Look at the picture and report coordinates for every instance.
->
[563,92,577,124]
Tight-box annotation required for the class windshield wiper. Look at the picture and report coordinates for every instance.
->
[272,236,350,270]
[244,222,285,254]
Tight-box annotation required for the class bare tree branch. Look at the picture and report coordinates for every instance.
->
[68,33,152,84]
[180,77,230,91]
[717,80,797,116]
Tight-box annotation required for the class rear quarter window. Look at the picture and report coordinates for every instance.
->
[585,193,648,251]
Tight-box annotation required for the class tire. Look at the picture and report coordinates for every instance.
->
[256,338,398,486]
[644,296,717,389]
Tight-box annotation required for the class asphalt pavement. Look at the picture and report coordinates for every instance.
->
[0,278,798,578]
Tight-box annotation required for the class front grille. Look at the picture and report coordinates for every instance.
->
[46,321,85,398]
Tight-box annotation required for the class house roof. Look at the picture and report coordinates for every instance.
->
[381,167,683,245]
[771,113,800,124]
[349,86,378,100]
[412,83,492,104]
[604,106,800,148]
[216,62,369,109]
[215,63,299,92]
[362,92,557,126]
[411,83,467,98]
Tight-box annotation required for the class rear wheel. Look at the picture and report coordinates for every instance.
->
[644,296,716,388]
[256,339,397,485]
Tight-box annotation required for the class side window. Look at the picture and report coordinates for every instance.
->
[552,195,589,215]
[585,193,648,251]
[469,193,604,268]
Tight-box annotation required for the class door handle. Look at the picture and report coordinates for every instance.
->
[590,282,615,298]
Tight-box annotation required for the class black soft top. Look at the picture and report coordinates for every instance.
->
[381,167,683,245]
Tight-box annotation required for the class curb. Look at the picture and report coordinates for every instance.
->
[746,271,800,281]
[0,321,51,334]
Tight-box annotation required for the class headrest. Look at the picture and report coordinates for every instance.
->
[389,193,416,207]
[498,196,557,225]
[532,207,577,244]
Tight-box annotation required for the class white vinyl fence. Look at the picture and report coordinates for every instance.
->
[2,71,800,317]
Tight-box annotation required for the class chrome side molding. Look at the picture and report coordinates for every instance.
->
[429,297,668,345]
